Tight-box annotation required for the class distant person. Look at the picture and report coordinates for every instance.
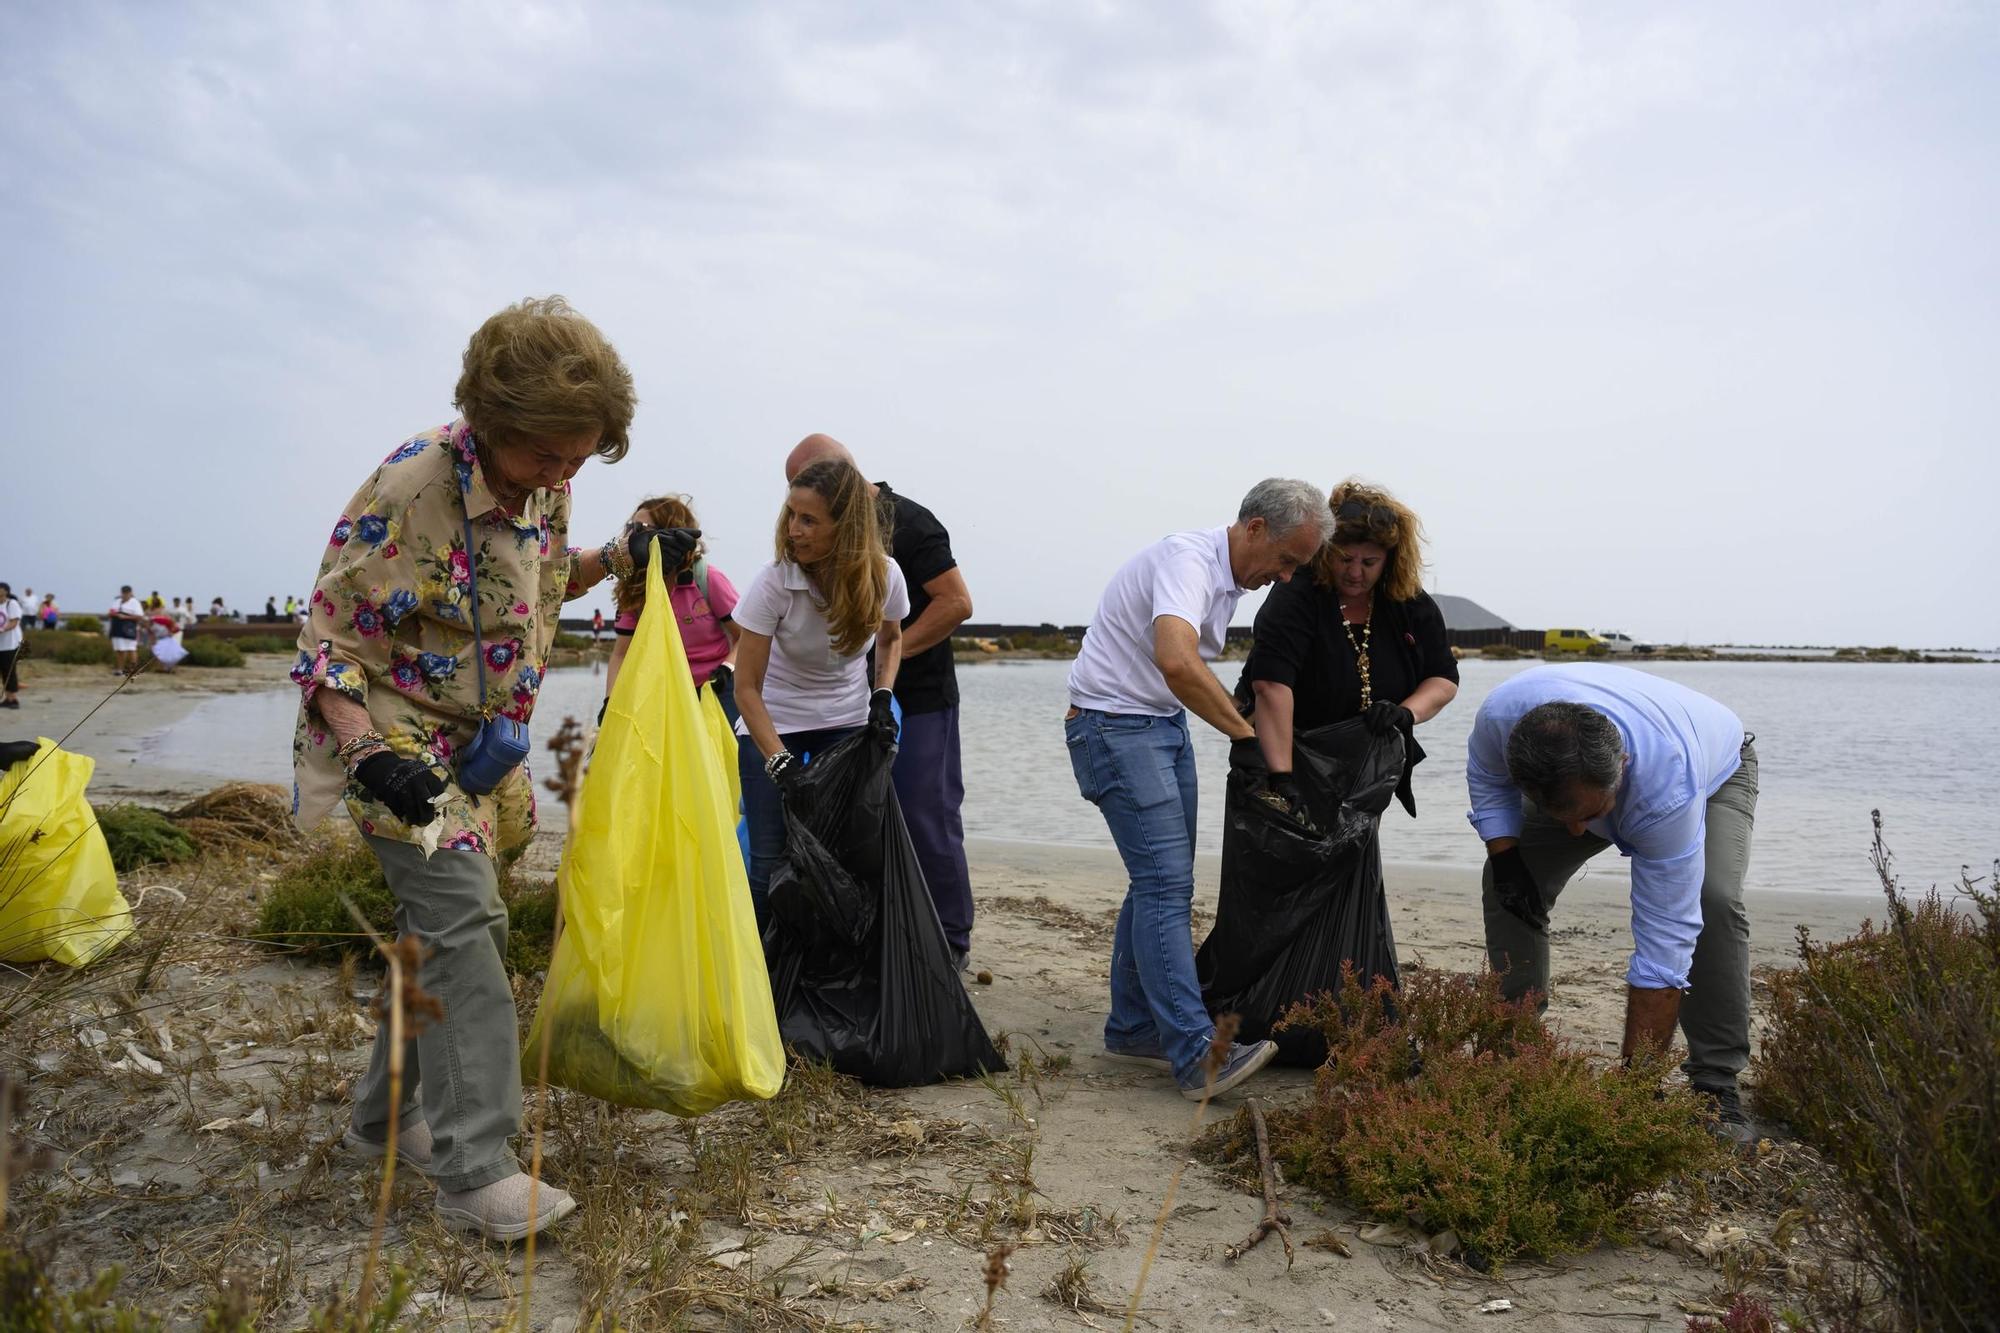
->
[784,434,979,969]
[1065,479,1331,1100]
[604,494,740,722]
[283,594,298,618]
[148,609,187,673]
[265,596,278,620]
[0,582,22,708]
[591,607,604,639]
[1238,479,1460,816]
[290,296,673,1241]
[145,590,163,613]
[1466,663,1758,1142]
[732,458,908,929]
[40,594,59,631]
[178,596,196,629]
[210,596,227,620]
[108,585,145,676]
[17,588,32,633]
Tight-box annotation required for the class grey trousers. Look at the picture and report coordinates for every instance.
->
[1482,740,1758,1091]
[350,835,521,1191]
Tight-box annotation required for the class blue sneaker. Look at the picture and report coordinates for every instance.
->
[1103,1039,1172,1072]
[1179,1039,1278,1101]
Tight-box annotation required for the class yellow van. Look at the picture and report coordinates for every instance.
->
[1544,627,1605,652]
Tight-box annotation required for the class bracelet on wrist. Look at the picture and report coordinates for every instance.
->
[764,750,795,780]
[335,731,388,765]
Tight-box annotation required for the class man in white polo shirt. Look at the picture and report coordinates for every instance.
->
[1065,479,1332,1100]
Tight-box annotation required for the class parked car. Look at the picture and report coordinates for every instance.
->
[1544,627,1605,652]
[1595,630,1640,654]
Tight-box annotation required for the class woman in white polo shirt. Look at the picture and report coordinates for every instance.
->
[732,458,910,926]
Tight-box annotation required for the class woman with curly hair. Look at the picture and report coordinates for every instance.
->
[289,296,695,1243]
[603,493,743,723]
[731,457,909,926]
[1237,478,1460,821]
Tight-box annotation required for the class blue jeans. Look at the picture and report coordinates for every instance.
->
[738,725,860,930]
[1064,708,1211,1083]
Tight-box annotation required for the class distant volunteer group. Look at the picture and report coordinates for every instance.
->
[291,298,1761,1243]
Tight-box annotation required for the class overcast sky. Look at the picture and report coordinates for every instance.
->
[3,2,1994,647]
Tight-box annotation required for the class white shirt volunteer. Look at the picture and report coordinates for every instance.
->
[0,597,23,652]
[733,559,911,736]
[110,597,143,645]
[1067,526,1243,716]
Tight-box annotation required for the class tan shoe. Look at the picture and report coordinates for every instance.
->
[342,1118,435,1178]
[435,1172,577,1243]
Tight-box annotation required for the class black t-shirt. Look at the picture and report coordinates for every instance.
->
[1239,579,1459,810]
[879,481,960,714]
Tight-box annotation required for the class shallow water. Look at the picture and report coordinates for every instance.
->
[147,657,1999,895]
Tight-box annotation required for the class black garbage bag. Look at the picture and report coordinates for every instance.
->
[764,730,1007,1086]
[1195,718,1405,1067]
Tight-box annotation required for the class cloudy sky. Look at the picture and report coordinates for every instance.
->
[4,1,1995,647]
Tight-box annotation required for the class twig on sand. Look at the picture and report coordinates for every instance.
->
[975,1242,1015,1330]
[1224,1099,1293,1266]
[1123,1014,1239,1332]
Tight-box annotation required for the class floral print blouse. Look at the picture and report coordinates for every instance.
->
[291,420,584,859]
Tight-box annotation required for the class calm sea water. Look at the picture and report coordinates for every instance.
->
[146,658,1999,895]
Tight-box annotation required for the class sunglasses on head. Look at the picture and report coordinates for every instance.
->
[1335,499,1391,525]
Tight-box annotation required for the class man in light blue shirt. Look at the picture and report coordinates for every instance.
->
[1466,663,1758,1140]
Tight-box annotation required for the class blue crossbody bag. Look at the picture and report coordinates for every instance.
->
[455,512,532,795]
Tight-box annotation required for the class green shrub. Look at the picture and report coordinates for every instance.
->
[254,840,395,956]
[233,634,295,655]
[1754,817,1999,1332]
[505,878,559,974]
[181,637,243,668]
[34,631,112,665]
[93,804,196,873]
[62,613,103,634]
[1480,644,1523,660]
[1207,966,1717,1269]
[552,631,593,650]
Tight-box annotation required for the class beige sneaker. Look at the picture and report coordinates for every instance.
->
[435,1172,577,1242]
[343,1118,435,1178]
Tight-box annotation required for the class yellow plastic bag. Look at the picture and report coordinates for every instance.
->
[0,740,132,967]
[524,553,784,1114]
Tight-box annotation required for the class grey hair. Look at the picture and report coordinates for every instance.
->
[1238,478,1334,542]
[1505,702,1625,812]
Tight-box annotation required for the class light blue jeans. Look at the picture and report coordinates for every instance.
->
[1064,708,1212,1083]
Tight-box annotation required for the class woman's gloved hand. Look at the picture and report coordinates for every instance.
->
[354,752,447,826]
[1363,700,1415,735]
[868,688,899,746]
[628,526,701,573]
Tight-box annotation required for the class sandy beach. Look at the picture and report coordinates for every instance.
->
[3,662,1891,1329]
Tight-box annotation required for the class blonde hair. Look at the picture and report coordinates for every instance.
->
[777,460,888,657]
[613,494,704,619]
[1314,478,1427,603]
[454,295,637,461]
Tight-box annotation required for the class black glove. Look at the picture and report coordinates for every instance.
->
[708,662,734,695]
[868,688,898,746]
[1267,770,1303,807]
[1254,770,1318,832]
[1489,846,1548,931]
[354,752,447,827]
[628,526,701,574]
[1229,737,1265,772]
[765,749,803,793]
[1364,700,1415,735]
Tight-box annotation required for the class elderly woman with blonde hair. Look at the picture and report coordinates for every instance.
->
[288,296,695,1242]
[1238,478,1460,822]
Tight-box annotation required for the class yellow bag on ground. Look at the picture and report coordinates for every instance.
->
[0,740,132,967]
[524,554,784,1114]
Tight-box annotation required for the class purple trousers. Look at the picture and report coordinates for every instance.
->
[891,704,973,953]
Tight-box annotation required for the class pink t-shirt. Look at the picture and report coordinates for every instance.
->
[615,564,739,686]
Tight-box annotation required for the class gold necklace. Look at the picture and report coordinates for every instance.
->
[1338,599,1373,710]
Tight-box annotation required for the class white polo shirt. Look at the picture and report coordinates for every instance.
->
[1067,526,1243,716]
[733,558,911,735]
